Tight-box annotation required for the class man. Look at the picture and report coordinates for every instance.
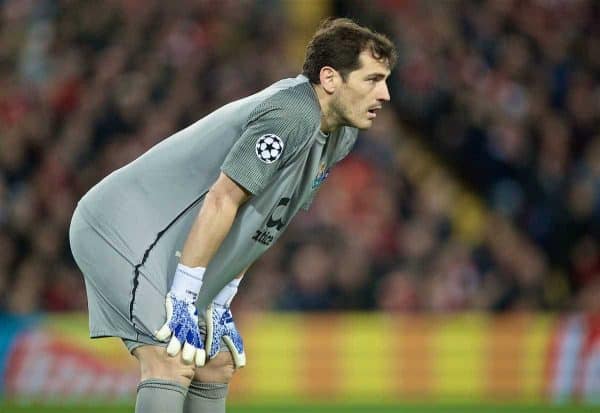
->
[70,17,396,413]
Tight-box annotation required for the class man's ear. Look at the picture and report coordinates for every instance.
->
[319,66,338,94]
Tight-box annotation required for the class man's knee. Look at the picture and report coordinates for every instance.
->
[193,351,235,383]
[133,345,196,386]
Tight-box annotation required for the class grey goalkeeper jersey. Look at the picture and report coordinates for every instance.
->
[77,74,358,309]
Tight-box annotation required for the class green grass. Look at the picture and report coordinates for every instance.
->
[1,405,599,413]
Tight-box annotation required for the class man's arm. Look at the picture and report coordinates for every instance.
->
[180,172,251,267]
[180,172,250,368]
[154,172,250,365]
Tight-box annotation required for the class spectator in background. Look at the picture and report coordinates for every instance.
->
[279,241,337,311]
[2,0,598,315]
[340,0,600,310]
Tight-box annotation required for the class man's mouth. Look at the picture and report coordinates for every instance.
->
[367,106,381,119]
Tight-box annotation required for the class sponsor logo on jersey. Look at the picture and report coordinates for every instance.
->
[255,134,283,164]
[252,197,290,246]
[312,162,330,189]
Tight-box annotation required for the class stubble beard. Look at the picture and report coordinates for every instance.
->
[330,93,356,130]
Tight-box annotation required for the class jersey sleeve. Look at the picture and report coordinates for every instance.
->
[221,106,311,195]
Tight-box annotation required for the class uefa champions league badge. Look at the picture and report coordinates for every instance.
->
[256,134,284,164]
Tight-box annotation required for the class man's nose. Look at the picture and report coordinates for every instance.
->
[378,83,391,102]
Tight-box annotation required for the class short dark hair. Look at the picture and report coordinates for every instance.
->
[302,17,397,84]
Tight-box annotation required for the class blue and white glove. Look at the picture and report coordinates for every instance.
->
[155,264,206,367]
[203,278,246,368]
[204,303,246,368]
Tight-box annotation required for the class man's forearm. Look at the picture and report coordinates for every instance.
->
[180,189,240,268]
[154,177,247,362]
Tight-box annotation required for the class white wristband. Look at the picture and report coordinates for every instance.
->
[170,263,205,302]
[214,278,241,307]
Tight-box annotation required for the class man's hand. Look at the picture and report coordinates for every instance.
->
[202,302,246,368]
[155,292,206,367]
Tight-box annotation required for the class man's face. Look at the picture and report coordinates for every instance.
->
[331,50,391,130]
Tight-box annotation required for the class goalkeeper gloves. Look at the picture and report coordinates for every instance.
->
[203,278,246,368]
[154,264,206,367]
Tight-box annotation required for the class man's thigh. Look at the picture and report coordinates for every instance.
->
[70,209,167,342]
[127,342,235,384]
[193,351,235,384]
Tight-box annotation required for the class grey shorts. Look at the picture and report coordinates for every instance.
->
[69,207,165,352]
[69,207,226,355]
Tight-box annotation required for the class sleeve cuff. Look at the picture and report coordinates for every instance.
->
[220,164,263,195]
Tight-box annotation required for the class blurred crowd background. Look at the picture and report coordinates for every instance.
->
[0,0,598,316]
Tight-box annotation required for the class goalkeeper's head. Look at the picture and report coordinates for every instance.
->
[303,18,398,131]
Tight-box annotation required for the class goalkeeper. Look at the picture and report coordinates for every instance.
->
[69,17,395,413]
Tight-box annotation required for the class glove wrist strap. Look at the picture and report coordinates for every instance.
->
[170,263,205,302]
[214,278,241,307]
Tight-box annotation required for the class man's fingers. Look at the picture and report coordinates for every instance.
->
[181,342,196,364]
[155,297,174,341]
[164,296,173,316]
[206,336,218,359]
[181,341,206,367]
[154,323,172,341]
[223,335,246,368]
[204,306,215,356]
[167,336,182,357]
[195,348,206,367]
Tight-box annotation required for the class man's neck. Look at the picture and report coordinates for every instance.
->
[312,83,338,134]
